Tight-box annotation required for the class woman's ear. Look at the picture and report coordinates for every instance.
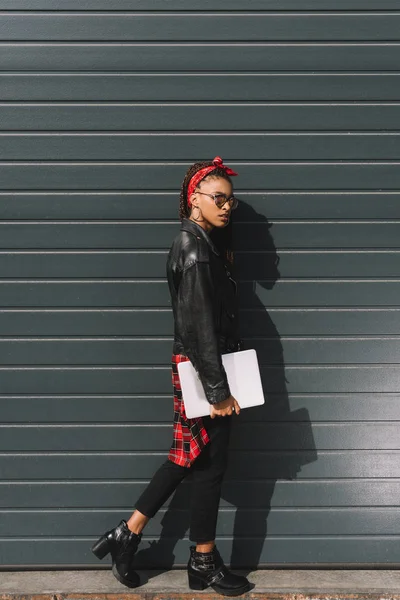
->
[189,192,198,209]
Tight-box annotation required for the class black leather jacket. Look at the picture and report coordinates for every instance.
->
[166,218,242,405]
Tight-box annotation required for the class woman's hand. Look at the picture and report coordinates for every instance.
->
[210,394,241,419]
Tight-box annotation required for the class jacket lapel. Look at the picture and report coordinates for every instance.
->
[180,218,220,256]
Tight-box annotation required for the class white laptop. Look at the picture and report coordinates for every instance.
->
[177,348,265,419]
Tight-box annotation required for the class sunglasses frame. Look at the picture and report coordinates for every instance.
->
[194,190,239,210]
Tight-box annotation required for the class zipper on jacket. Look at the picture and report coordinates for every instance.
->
[224,264,237,295]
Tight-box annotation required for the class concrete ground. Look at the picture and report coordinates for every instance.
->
[2,569,400,599]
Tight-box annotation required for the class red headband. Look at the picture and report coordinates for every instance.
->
[187,156,238,206]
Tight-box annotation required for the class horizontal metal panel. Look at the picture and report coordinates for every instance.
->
[0,365,170,394]
[252,337,400,365]
[3,74,400,101]
[1,337,400,365]
[1,1,399,9]
[1,479,398,509]
[4,133,400,160]
[2,1,400,9]
[3,163,400,190]
[0,222,398,250]
[0,364,398,394]
[0,281,399,307]
[0,251,169,277]
[0,309,176,335]
[236,251,400,278]
[252,281,400,308]
[1,15,400,42]
[0,424,174,451]
[1,422,400,451]
[0,309,399,337]
[0,337,173,364]
[3,507,400,537]
[0,251,398,278]
[2,450,400,479]
[3,104,400,132]
[3,536,400,568]
[3,44,400,72]
[0,192,399,219]
[0,337,177,364]
[0,281,172,307]
[0,395,176,423]
[2,393,400,423]
[242,309,400,336]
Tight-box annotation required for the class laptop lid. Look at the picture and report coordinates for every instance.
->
[177,348,265,419]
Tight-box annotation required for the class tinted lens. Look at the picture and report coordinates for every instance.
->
[214,194,238,209]
[214,194,228,207]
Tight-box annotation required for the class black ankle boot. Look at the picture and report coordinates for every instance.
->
[91,519,142,588]
[187,544,252,596]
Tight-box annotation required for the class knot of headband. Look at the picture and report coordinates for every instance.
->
[187,156,238,206]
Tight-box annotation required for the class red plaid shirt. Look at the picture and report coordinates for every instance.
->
[167,353,210,468]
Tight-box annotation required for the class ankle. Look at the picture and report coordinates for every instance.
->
[126,511,149,535]
[196,541,215,553]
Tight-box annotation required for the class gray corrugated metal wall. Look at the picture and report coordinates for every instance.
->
[1,0,400,568]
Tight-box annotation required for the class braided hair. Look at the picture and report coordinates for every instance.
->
[179,161,234,265]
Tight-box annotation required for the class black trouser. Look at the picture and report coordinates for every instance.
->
[134,414,232,543]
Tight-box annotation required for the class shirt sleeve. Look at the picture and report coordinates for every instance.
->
[176,260,231,405]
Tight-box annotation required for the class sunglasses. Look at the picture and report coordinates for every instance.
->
[195,191,239,210]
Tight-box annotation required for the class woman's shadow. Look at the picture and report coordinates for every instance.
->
[134,201,317,573]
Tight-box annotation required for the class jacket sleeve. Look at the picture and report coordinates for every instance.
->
[176,260,231,405]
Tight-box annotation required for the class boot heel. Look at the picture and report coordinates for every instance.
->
[91,535,110,559]
[188,572,207,591]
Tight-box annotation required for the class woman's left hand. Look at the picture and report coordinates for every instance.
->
[210,394,241,418]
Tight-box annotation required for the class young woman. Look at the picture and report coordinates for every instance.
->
[91,157,252,597]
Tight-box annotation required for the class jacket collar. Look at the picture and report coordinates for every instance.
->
[180,218,220,256]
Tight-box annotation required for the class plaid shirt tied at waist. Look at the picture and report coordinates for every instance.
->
[167,353,210,468]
